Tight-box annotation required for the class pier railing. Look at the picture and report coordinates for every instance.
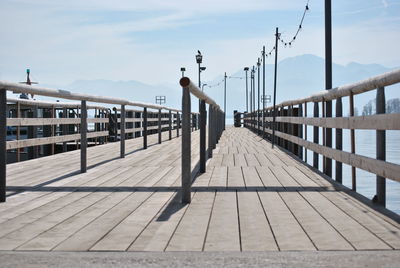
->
[0,80,193,202]
[180,77,224,203]
[244,69,400,207]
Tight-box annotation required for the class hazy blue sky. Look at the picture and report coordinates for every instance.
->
[0,0,399,86]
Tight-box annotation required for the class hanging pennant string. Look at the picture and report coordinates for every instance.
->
[279,0,310,47]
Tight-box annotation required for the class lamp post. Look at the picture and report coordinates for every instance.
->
[180,67,186,77]
[196,51,207,173]
[201,83,208,92]
[244,67,249,113]
[257,58,261,135]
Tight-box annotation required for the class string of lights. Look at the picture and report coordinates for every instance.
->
[279,0,310,47]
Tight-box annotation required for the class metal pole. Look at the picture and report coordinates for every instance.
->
[224,72,227,129]
[250,70,253,129]
[120,105,125,158]
[257,58,260,136]
[376,87,386,206]
[245,69,249,112]
[272,27,279,148]
[177,112,180,137]
[181,87,191,204]
[262,46,266,139]
[252,67,255,131]
[324,0,333,177]
[80,100,87,173]
[0,89,6,202]
[200,100,206,173]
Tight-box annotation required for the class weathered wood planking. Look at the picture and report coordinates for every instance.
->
[0,127,398,252]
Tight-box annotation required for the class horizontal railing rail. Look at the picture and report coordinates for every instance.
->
[179,77,224,203]
[244,69,400,208]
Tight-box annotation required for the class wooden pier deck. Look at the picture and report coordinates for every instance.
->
[0,127,399,252]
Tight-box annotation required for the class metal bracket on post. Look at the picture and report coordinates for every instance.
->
[80,100,87,173]
[200,100,206,173]
[0,89,6,202]
[120,105,125,158]
[143,107,148,149]
[181,87,191,204]
[158,108,162,144]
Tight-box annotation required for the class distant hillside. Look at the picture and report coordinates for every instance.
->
[33,54,399,115]
[205,54,399,117]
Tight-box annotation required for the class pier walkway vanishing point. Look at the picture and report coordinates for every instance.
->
[0,126,399,252]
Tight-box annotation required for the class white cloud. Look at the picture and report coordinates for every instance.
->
[382,0,389,8]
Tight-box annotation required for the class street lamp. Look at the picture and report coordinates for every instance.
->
[201,83,208,92]
[196,51,203,88]
[180,67,186,77]
[244,67,249,112]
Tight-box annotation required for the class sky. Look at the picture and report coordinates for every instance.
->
[0,0,399,86]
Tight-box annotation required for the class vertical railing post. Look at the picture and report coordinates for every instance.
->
[80,100,87,173]
[120,105,125,158]
[304,103,308,163]
[200,100,206,173]
[158,108,162,144]
[208,104,213,158]
[288,105,293,153]
[335,97,343,183]
[62,108,68,152]
[0,89,6,202]
[298,104,303,159]
[169,110,172,140]
[177,112,180,137]
[313,102,319,169]
[349,93,356,191]
[181,87,191,204]
[376,87,386,206]
[143,107,148,149]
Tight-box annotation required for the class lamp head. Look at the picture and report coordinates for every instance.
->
[196,51,202,64]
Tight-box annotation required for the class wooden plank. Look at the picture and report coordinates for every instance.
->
[244,153,260,167]
[242,166,264,188]
[258,191,315,250]
[279,192,353,250]
[221,153,235,167]
[255,166,282,189]
[128,192,192,251]
[300,191,390,250]
[204,191,240,251]
[234,153,247,167]
[166,191,215,251]
[321,191,400,249]
[227,167,245,188]
[90,191,174,251]
[237,191,278,251]
[208,166,227,188]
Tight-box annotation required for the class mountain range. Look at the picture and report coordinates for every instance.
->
[40,54,399,117]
